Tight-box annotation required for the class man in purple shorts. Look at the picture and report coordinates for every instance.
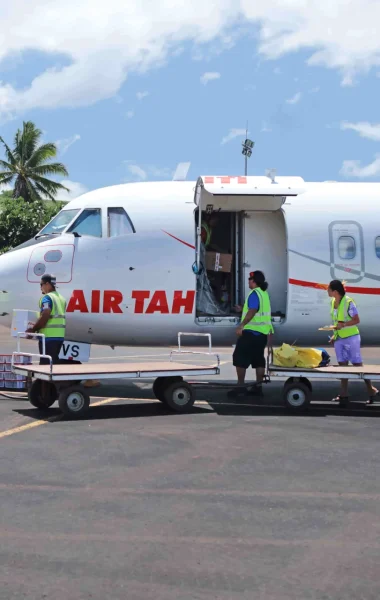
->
[328,280,378,405]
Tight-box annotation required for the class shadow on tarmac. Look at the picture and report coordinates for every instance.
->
[13,397,380,423]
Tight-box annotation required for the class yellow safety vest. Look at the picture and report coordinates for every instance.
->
[330,295,359,339]
[201,222,212,246]
[242,288,274,335]
[38,291,66,339]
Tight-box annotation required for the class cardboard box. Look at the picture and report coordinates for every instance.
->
[11,309,39,338]
[205,252,233,273]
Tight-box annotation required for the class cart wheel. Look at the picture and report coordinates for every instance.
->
[58,384,90,417]
[163,381,195,412]
[283,382,311,411]
[29,379,58,410]
[285,377,312,393]
[153,376,183,402]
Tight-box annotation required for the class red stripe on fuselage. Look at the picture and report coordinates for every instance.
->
[162,230,196,250]
[289,278,380,295]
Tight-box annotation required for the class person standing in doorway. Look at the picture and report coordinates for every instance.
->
[328,279,378,405]
[26,274,66,365]
[229,271,273,397]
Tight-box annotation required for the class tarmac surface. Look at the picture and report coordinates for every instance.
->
[0,327,380,599]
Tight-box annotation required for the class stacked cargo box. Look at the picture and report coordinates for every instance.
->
[0,355,32,390]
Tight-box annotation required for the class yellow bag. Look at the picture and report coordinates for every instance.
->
[273,344,322,369]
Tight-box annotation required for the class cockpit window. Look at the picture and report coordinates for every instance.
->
[37,209,80,237]
[107,207,135,237]
[67,208,102,237]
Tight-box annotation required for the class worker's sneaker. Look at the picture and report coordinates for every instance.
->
[245,384,264,398]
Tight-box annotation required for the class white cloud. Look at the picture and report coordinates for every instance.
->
[136,91,149,100]
[341,121,380,141]
[286,91,301,104]
[1,1,380,120]
[56,133,81,155]
[126,110,134,119]
[221,128,247,145]
[58,180,88,200]
[340,155,380,178]
[127,164,147,180]
[200,71,221,85]
[310,86,320,93]
[124,162,174,181]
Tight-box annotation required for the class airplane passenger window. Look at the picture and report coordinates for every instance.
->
[108,207,135,237]
[67,208,102,237]
[338,236,356,260]
[37,209,80,236]
[376,236,380,258]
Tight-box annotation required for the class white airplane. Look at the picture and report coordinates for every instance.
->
[0,174,379,358]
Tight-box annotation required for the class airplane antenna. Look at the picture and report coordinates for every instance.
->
[173,162,191,181]
[241,121,254,176]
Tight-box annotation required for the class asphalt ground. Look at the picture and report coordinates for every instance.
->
[0,327,380,599]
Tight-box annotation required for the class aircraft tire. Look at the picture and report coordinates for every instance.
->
[29,379,58,410]
[153,376,183,402]
[283,381,311,412]
[58,384,90,417]
[163,381,195,413]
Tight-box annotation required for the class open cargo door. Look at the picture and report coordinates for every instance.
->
[194,174,305,271]
[194,175,305,211]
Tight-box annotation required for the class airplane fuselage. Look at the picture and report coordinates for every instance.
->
[0,177,379,348]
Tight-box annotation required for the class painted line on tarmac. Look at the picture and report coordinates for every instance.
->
[0,397,120,440]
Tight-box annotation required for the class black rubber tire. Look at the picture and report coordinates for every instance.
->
[163,381,195,413]
[58,384,90,417]
[283,382,311,411]
[153,376,183,402]
[29,379,58,410]
[285,377,312,393]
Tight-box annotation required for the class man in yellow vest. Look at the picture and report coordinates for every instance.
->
[201,213,220,250]
[230,270,273,397]
[328,279,378,405]
[26,274,66,365]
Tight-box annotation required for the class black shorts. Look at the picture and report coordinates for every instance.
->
[233,331,267,369]
[38,339,64,365]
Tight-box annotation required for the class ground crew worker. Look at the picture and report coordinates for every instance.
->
[26,274,66,365]
[229,270,273,397]
[327,279,378,405]
[201,213,219,249]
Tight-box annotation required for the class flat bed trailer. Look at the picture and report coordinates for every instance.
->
[11,333,379,416]
[267,363,380,410]
[188,350,380,411]
[12,333,220,417]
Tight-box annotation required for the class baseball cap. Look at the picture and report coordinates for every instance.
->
[40,274,57,286]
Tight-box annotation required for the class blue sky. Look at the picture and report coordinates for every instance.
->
[1,1,380,199]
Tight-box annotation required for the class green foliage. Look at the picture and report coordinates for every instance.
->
[0,191,64,254]
[0,121,69,202]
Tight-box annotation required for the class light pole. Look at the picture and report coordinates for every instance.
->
[242,127,254,176]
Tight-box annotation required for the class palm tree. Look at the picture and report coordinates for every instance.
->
[0,121,69,202]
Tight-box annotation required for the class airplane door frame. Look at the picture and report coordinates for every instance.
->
[328,220,365,283]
